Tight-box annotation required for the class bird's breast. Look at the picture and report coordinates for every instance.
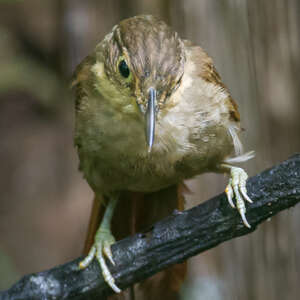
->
[76,50,235,194]
[76,97,188,194]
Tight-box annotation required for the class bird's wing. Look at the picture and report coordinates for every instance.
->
[183,39,240,123]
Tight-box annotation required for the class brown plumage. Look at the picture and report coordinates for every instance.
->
[72,14,253,299]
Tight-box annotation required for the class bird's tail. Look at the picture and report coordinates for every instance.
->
[83,184,187,300]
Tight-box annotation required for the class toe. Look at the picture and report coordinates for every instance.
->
[79,245,96,269]
[225,179,235,208]
[233,182,244,211]
[240,187,253,203]
[103,241,115,266]
[96,248,121,293]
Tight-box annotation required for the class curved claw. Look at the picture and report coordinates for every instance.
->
[240,210,251,228]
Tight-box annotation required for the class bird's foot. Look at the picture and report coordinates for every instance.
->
[79,228,121,293]
[225,166,253,228]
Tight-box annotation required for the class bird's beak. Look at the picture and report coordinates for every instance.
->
[145,87,156,152]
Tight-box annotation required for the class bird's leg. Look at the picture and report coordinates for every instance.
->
[79,196,121,293]
[220,163,253,228]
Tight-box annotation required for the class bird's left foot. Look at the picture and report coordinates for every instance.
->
[224,166,253,228]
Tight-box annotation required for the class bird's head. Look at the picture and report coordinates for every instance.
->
[91,15,185,151]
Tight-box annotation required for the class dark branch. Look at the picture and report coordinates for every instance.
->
[1,154,300,300]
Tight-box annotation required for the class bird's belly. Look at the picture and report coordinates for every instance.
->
[81,148,184,194]
[77,106,234,194]
[79,134,229,194]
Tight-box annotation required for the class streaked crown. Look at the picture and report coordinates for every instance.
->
[98,15,185,110]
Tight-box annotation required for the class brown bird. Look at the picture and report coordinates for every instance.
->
[72,15,254,297]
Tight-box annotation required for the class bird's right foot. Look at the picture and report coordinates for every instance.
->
[79,227,121,293]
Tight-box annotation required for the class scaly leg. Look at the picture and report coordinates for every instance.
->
[79,196,121,293]
[220,164,253,228]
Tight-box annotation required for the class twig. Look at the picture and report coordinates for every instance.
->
[1,154,299,300]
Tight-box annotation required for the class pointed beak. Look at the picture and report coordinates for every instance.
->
[145,87,156,152]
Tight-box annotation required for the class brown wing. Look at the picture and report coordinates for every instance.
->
[183,40,240,122]
[71,55,95,111]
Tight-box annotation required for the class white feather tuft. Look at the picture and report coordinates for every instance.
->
[228,125,243,155]
[224,150,255,164]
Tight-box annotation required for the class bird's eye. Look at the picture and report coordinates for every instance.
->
[118,60,130,78]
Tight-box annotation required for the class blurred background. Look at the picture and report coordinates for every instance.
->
[0,0,299,299]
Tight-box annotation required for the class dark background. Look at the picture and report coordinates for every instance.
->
[0,1,299,299]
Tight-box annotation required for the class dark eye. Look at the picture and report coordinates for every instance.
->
[118,60,130,78]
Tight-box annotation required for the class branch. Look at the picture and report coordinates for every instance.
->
[1,154,300,300]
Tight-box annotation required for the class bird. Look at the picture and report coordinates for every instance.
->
[71,14,254,296]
